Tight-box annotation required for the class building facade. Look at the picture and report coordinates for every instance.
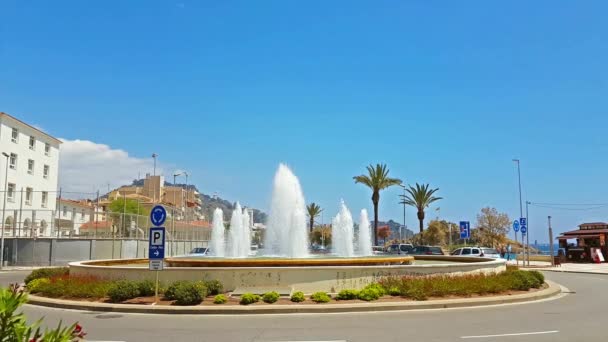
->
[0,112,61,237]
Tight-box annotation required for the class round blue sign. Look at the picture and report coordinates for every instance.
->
[520,226,527,234]
[513,220,520,232]
[150,205,167,226]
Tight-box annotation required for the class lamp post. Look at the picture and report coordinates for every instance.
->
[398,184,407,242]
[512,159,523,264]
[172,172,183,255]
[526,200,530,266]
[1,152,10,270]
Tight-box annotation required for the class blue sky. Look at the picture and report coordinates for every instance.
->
[2,1,608,242]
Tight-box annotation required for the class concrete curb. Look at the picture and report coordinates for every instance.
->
[26,281,562,315]
[537,268,608,275]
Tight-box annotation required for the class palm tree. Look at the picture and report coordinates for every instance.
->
[353,164,402,245]
[306,203,323,234]
[400,183,442,234]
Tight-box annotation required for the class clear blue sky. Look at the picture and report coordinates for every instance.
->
[2,1,608,243]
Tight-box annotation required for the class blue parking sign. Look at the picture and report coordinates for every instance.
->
[459,221,470,239]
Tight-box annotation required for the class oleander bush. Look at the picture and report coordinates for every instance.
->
[107,280,140,303]
[336,289,359,300]
[262,291,280,304]
[310,292,331,303]
[528,270,545,287]
[171,282,207,305]
[137,280,156,297]
[239,293,260,305]
[290,291,306,303]
[204,280,224,295]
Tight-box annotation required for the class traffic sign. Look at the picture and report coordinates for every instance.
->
[513,220,520,232]
[150,205,167,227]
[459,221,470,239]
[520,226,527,234]
[519,217,527,227]
[149,227,165,260]
[149,260,163,271]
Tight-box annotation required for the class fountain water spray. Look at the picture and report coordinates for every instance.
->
[227,202,249,258]
[357,209,373,256]
[209,208,225,257]
[332,200,355,257]
[241,208,252,256]
[264,164,309,257]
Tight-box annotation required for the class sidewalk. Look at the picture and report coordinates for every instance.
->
[510,260,608,275]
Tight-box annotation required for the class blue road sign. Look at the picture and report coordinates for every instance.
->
[149,227,165,260]
[459,221,470,239]
[520,217,527,228]
[520,226,527,234]
[513,220,520,232]
[150,205,167,227]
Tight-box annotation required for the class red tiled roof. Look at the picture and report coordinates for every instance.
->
[560,228,608,236]
[579,222,608,227]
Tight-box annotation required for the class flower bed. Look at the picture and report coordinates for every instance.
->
[25,268,545,306]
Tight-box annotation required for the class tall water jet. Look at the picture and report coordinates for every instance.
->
[357,209,373,256]
[209,208,225,257]
[241,208,252,256]
[332,200,355,257]
[264,164,309,258]
[227,202,245,257]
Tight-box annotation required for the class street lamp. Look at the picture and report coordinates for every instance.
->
[1,152,10,270]
[172,172,183,251]
[512,159,523,265]
[398,184,407,242]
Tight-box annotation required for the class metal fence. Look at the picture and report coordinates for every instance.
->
[3,237,209,266]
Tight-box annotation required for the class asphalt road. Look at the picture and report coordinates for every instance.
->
[1,271,605,342]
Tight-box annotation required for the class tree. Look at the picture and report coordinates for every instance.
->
[108,198,150,237]
[475,207,510,247]
[377,226,391,244]
[424,220,449,246]
[306,203,323,234]
[400,183,442,234]
[311,226,332,246]
[353,164,402,245]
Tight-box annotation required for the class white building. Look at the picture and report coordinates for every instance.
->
[55,199,104,236]
[0,112,61,237]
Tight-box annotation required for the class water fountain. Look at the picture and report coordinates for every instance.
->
[209,208,225,257]
[332,200,355,257]
[358,209,372,256]
[263,163,309,258]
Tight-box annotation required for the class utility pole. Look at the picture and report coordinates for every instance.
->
[548,216,554,267]
[398,184,407,242]
[152,153,158,176]
[526,201,530,266]
[512,159,523,265]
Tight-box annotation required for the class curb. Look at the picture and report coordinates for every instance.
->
[537,268,608,276]
[26,281,562,315]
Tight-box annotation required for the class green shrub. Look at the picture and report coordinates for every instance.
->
[213,294,228,304]
[27,278,51,294]
[290,291,306,302]
[137,280,156,297]
[363,283,386,296]
[507,270,534,291]
[388,287,401,296]
[404,286,428,301]
[358,287,382,301]
[262,291,280,304]
[164,281,201,300]
[336,289,359,300]
[528,270,545,286]
[239,293,260,305]
[24,267,69,285]
[172,282,206,305]
[32,275,111,299]
[310,292,331,303]
[107,280,140,303]
[204,280,224,295]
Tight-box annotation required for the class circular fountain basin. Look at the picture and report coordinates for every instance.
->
[69,255,506,294]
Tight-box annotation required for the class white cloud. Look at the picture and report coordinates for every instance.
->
[58,139,162,196]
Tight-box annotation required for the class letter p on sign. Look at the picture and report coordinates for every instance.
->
[151,231,164,246]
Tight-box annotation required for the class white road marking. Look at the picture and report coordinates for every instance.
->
[461,330,559,339]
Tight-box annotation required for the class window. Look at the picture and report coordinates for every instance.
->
[62,206,67,217]
[11,128,18,143]
[7,183,15,202]
[29,136,35,150]
[472,248,480,255]
[27,159,34,175]
[41,191,48,208]
[451,249,461,255]
[25,187,33,206]
[462,248,471,255]
[43,165,49,179]
[9,154,17,170]
[44,143,51,156]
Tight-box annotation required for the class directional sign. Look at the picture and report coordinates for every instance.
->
[149,227,165,260]
[519,217,527,227]
[150,205,167,227]
[513,220,520,232]
[459,221,470,239]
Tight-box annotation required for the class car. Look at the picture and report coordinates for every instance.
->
[372,246,387,255]
[188,247,209,256]
[450,247,501,258]
[410,245,444,255]
[386,243,414,254]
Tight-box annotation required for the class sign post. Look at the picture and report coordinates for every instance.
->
[459,221,470,244]
[149,205,167,304]
[520,217,527,267]
[513,220,520,266]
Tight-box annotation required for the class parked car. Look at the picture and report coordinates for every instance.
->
[372,246,387,255]
[450,247,500,258]
[386,243,414,254]
[188,247,209,256]
[410,245,444,255]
